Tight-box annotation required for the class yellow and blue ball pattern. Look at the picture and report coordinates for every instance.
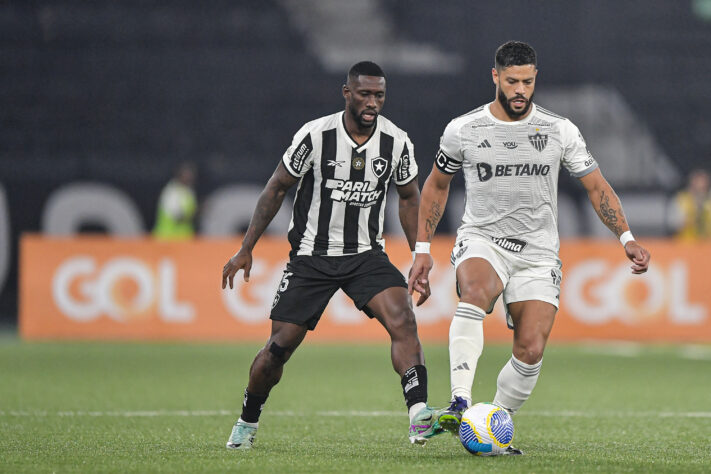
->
[459,402,514,456]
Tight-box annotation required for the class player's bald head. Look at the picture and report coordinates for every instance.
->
[495,41,537,71]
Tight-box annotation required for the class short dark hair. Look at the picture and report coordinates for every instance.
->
[495,41,537,69]
[347,61,386,82]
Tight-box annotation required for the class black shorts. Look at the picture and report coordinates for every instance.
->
[270,250,407,330]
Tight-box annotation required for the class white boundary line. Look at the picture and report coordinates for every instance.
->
[1,410,710,418]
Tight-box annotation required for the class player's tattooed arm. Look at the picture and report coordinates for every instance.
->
[409,164,454,303]
[424,202,442,241]
[242,162,299,251]
[415,163,455,243]
[579,168,629,238]
[597,190,628,237]
[578,168,650,275]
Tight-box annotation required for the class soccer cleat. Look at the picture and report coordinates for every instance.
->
[226,420,257,450]
[437,396,469,436]
[502,445,523,455]
[408,406,445,445]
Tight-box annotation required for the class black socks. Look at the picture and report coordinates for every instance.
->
[240,389,268,423]
[401,365,428,409]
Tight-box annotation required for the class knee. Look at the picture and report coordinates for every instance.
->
[387,306,419,339]
[255,342,293,372]
[458,283,493,310]
[512,337,546,364]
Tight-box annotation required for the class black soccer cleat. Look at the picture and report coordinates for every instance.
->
[502,445,523,455]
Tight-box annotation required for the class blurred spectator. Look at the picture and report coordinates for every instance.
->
[669,169,711,240]
[152,162,198,240]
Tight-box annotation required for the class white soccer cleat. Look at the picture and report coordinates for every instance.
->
[226,420,257,450]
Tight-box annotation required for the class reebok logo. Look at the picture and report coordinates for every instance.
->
[491,237,528,253]
[477,139,492,148]
[453,362,470,371]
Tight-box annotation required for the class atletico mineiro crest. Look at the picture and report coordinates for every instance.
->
[371,156,388,179]
[528,132,548,152]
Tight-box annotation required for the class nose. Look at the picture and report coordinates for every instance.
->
[515,83,526,96]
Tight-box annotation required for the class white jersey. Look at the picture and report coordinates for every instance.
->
[282,111,418,257]
[435,103,598,262]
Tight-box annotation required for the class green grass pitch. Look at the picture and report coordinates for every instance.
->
[1,337,710,473]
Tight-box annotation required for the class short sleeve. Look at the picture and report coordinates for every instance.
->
[435,121,464,174]
[281,124,314,178]
[560,119,598,178]
[394,135,418,186]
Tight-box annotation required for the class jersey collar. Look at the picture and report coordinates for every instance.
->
[339,111,378,152]
[484,102,537,125]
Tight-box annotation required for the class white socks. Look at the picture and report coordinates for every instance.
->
[408,402,427,423]
[238,417,259,428]
[493,355,542,415]
[449,303,485,403]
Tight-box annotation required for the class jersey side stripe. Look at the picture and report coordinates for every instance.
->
[536,106,567,120]
[453,104,485,121]
[313,128,337,254]
[343,147,366,254]
[287,168,315,256]
[368,132,394,248]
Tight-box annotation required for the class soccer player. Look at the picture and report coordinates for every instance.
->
[408,41,651,454]
[222,61,441,449]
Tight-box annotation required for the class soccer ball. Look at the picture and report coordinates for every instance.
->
[459,402,514,456]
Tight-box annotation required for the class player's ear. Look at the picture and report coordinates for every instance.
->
[342,84,350,99]
[491,67,498,85]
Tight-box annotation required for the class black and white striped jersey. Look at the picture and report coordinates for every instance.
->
[282,111,418,257]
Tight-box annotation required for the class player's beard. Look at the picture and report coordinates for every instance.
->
[498,89,533,119]
[348,103,378,129]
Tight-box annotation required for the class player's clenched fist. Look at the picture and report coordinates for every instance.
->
[222,249,252,289]
[624,241,651,275]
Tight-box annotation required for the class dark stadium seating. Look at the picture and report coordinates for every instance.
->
[2,0,711,320]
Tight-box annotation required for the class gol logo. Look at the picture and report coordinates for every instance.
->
[563,260,705,325]
[52,257,194,323]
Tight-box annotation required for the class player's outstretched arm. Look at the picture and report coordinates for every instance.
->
[578,168,651,274]
[396,179,421,254]
[222,162,299,289]
[396,179,431,304]
[407,164,455,304]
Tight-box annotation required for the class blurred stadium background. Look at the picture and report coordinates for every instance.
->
[3,0,711,338]
[3,1,711,472]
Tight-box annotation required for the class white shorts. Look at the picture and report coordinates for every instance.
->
[451,235,562,328]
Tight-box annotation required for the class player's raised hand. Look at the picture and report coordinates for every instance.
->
[408,253,433,306]
[222,248,253,289]
[624,241,650,274]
